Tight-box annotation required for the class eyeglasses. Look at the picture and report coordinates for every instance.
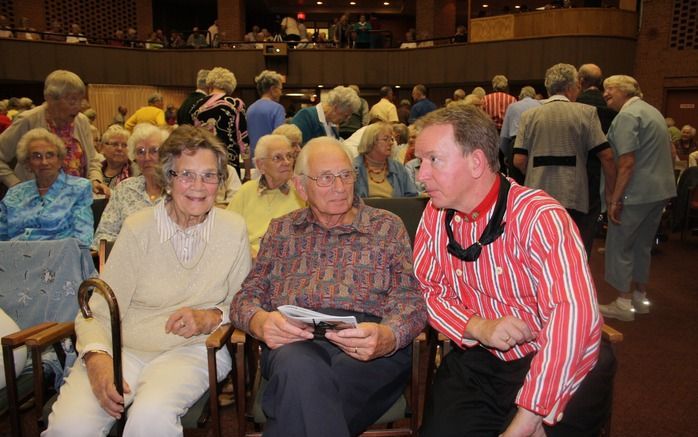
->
[376,136,394,143]
[29,151,58,161]
[136,147,159,157]
[303,170,356,187]
[104,142,128,149]
[169,169,221,185]
[259,152,296,163]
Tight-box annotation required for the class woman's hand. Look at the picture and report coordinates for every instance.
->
[84,352,131,418]
[165,307,222,338]
[92,180,111,198]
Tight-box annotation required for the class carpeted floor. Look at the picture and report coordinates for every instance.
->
[2,233,697,437]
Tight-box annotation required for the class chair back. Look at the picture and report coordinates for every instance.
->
[362,197,429,246]
[0,239,97,330]
[91,197,108,232]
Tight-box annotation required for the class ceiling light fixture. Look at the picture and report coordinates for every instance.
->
[482,4,489,7]
[316,1,323,4]
[350,1,356,5]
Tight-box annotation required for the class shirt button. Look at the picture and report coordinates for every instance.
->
[456,269,462,276]
[454,215,462,223]
[495,266,503,275]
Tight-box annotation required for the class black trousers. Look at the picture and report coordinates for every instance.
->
[260,339,411,437]
[421,341,616,437]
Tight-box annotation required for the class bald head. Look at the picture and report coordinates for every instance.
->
[579,64,603,90]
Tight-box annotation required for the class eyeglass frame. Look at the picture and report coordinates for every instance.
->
[257,152,296,164]
[302,170,357,187]
[135,147,160,157]
[29,151,59,161]
[168,169,222,185]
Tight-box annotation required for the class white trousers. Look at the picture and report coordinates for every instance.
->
[42,343,231,437]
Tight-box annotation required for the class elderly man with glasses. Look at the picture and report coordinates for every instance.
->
[413,105,615,437]
[230,136,426,437]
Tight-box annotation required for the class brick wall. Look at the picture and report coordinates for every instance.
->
[634,0,698,110]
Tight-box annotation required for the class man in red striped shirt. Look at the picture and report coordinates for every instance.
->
[413,105,615,437]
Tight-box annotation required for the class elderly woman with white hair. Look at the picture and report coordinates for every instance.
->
[0,128,93,245]
[92,123,169,249]
[192,67,250,180]
[353,122,417,198]
[598,75,676,322]
[247,70,286,159]
[227,134,305,257]
[0,70,101,190]
[272,123,303,155]
[92,124,135,197]
[290,85,360,145]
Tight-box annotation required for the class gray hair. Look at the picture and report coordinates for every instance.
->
[518,86,537,100]
[101,124,131,145]
[43,70,85,100]
[206,67,237,94]
[414,105,500,172]
[127,123,170,161]
[393,123,408,144]
[83,108,97,121]
[17,128,67,165]
[272,123,303,146]
[322,86,361,113]
[147,93,163,105]
[681,125,696,137]
[294,136,351,178]
[358,122,393,155]
[471,86,486,98]
[254,134,292,162]
[255,70,284,95]
[544,63,578,96]
[603,75,643,99]
[19,97,33,109]
[491,75,508,92]
[196,69,210,89]
[158,125,229,196]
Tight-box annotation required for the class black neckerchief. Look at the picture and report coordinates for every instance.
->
[445,175,510,262]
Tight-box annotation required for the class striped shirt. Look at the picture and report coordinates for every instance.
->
[482,92,517,130]
[154,200,215,264]
[413,180,601,424]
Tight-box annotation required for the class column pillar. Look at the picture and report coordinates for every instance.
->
[218,0,245,42]
[416,0,456,40]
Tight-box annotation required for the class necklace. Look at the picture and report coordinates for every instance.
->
[364,155,387,184]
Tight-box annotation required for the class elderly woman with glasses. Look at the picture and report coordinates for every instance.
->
[92,125,135,197]
[0,128,93,246]
[91,123,169,249]
[45,125,251,435]
[353,122,417,198]
[0,70,101,192]
[227,134,305,257]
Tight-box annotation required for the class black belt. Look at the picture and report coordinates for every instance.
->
[532,155,576,167]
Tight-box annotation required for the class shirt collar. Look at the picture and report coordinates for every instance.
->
[621,96,641,111]
[544,94,571,104]
[37,170,67,201]
[459,175,500,223]
[155,200,215,243]
[258,175,291,195]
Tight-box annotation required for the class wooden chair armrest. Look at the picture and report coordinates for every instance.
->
[1,322,58,347]
[25,322,75,348]
[231,328,247,344]
[206,323,234,348]
[602,324,623,343]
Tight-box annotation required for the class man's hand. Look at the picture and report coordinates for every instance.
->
[92,180,111,198]
[249,310,314,349]
[324,322,396,361]
[500,407,545,437]
[165,307,222,338]
[608,202,623,225]
[84,352,131,419]
[466,315,535,351]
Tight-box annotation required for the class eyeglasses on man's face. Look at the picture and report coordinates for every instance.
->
[136,147,159,157]
[169,169,221,185]
[303,170,356,187]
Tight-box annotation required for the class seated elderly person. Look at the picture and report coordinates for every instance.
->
[290,86,360,145]
[92,124,135,197]
[674,124,697,161]
[230,137,426,437]
[272,123,303,156]
[44,125,252,435]
[227,134,305,257]
[354,122,417,198]
[0,128,92,246]
[92,123,169,249]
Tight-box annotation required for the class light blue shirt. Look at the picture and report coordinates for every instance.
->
[246,98,286,158]
[499,97,542,157]
[0,171,94,246]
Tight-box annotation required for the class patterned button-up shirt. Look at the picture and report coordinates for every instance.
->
[230,201,426,350]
